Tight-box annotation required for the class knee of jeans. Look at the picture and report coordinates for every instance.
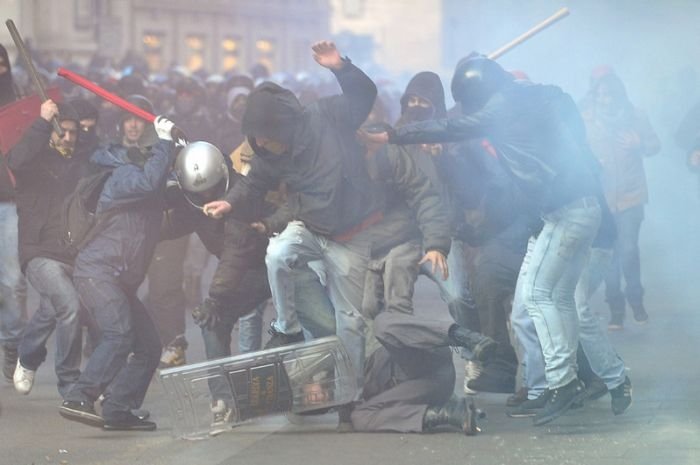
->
[266,241,300,271]
[55,298,82,324]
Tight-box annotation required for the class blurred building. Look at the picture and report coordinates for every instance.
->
[0,0,331,74]
[329,0,444,76]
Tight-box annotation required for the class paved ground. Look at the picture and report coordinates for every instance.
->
[2,269,699,465]
[2,155,699,465]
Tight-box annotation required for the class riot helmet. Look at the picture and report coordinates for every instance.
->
[450,55,513,114]
[174,141,230,209]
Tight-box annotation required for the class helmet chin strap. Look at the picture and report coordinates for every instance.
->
[177,169,230,212]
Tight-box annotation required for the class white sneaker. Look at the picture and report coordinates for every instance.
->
[209,399,235,436]
[159,344,186,368]
[463,360,483,395]
[13,360,35,395]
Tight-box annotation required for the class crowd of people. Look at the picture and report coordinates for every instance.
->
[0,36,696,435]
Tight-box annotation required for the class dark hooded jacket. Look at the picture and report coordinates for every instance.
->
[390,80,601,214]
[72,139,176,290]
[8,112,90,270]
[225,61,381,237]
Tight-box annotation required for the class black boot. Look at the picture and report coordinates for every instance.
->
[448,325,497,362]
[422,395,480,435]
[2,345,18,382]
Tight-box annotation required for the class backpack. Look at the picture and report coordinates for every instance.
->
[61,167,115,258]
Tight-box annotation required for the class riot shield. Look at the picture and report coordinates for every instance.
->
[159,336,356,439]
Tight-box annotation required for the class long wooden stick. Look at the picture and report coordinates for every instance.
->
[5,19,64,137]
[487,7,570,60]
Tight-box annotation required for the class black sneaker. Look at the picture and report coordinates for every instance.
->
[264,322,304,349]
[2,345,18,382]
[584,377,608,401]
[533,379,586,426]
[103,412,157,431]
[610,376,632,415]
[631,306,649,324]
[59,400,104,427]
[507,390,550,418]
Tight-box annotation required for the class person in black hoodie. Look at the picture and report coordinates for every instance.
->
[362,55,603,427]
[202,41,382,407]
[8,100,89,399]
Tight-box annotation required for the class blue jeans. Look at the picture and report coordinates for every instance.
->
[67,277,161,420]
[0,202,27,349]
[575,247,627,389]
[605,204,645,318]
[265,221,369,394]
[514,242,628,397]
[420,238,476,359]
[519,198,601,389]
[237,263,336,354]
[21,258,82,397]
[511,237,546,398]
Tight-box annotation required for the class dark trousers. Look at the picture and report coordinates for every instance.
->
[605,204,645,318]
[469,243,523,370]
[67,277,161,421]
[351,312,455,433]
[146,236,189,346]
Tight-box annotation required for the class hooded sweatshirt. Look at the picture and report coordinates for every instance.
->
[226,61,381,237]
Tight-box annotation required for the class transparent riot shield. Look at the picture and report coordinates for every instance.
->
[159,336,357,439]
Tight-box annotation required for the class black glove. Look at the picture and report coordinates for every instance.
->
[192,297,222,330]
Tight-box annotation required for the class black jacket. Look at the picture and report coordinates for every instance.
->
[225,61,381,237]
[8,118,90,270]
[390,81,600,213]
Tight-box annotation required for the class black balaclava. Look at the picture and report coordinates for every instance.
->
[241,82,303,150]
[398,71,447,125]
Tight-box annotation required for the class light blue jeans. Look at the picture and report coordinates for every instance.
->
[265,221,369,393]
[513,244,627,398]
[21,258,82,397]
[0,202,27,349]
[519,198,601,390]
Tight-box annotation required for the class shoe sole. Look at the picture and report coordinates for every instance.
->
[103,423,156,431]
[59,406,104,428]
[532,389,586,427]
[506,409,539,418]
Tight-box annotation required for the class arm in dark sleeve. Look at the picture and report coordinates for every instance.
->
[160,208,196,240]
[207,218,268,303]
[7,118,52,172]
[224,158,279,210]
[385,145,451,255]
[319,60,378,130]
[262,202,293,235]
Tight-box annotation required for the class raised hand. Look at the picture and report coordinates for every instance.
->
[311,40,344,71]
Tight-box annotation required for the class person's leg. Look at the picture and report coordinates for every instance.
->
[101,294,161,420]
[575,247,627,390]
[617,205,646,321]
[146,236,189,364]
[22,259,82,397]
[509,237,547,400]
[265,222,324,337]
[65,278,134,405]
[522,203,600,391]
[294,261,336,339]
[323,239,371,395]
[0,203,27,377]
[604,217,626,327]
[238,302,265,353]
